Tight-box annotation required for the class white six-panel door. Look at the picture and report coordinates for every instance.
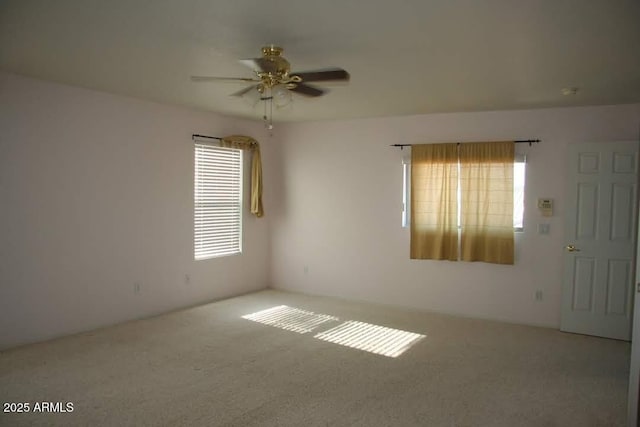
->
[561,142,638,341]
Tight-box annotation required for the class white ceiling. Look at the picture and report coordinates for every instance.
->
[1,0,639,122]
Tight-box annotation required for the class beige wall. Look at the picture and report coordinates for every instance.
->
[0,73,271,349]
[3,70,640,349]
[268,104,640,327]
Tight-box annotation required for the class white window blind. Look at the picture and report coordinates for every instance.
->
[194,142,243,260]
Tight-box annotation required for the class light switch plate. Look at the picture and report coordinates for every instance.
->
[538,223,550,235]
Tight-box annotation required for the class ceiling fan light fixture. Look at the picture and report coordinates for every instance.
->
[191,45,350,128]
[272,84,293,108]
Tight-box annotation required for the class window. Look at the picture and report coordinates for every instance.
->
[513,157,526,230]
[408,142,516,264]
[402,157,410,228]
[402,155,526,230]
[194,142,243,260]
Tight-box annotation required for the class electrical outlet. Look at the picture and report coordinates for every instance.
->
[535,290,543,301]
[134,282,141,295]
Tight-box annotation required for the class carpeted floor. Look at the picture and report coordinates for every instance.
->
[0,290,630,426]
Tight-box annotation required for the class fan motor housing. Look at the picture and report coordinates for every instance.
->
[258,46,291,85]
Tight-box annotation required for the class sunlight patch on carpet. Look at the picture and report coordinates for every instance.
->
[242,305,339,334]
[313,321,425,358]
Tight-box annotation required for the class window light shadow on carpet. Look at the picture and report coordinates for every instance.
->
[314,320,425,358]
[241,305,339,334]
[242,306,426,357]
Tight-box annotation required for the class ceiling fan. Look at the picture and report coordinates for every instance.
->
[190,45,350,100]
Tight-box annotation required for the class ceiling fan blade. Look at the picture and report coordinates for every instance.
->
[230,85,259,97]
[290,68,350,83]
[190,76,258,83]
[239,58,277,73]
[289,83,325,97]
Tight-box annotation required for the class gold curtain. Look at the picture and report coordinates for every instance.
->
[220,135,264,218]
[410,144,459,260]
[459,141,514,264]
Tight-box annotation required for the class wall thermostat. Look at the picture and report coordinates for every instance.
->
[538,198,553,217]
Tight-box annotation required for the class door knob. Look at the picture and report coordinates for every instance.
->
[565,245,580,252]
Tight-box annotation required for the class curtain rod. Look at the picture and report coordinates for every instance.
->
[192,134,222,141]
[391,139,540,149]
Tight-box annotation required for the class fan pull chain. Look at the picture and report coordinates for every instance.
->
[263,96,268,128]
[262,93,274,130]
